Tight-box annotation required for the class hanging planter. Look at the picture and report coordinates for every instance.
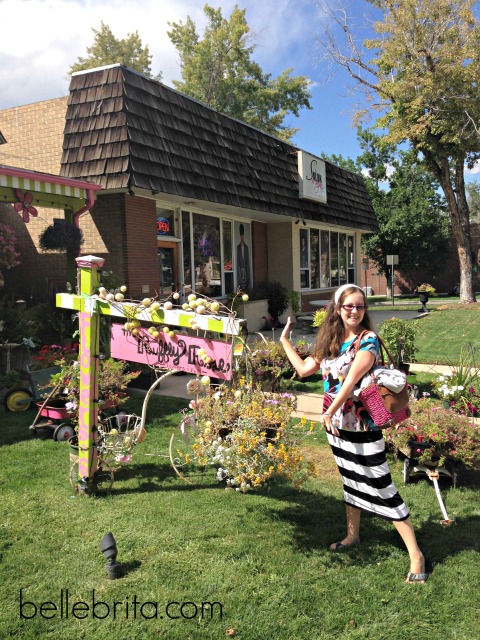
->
[39,221,84,252]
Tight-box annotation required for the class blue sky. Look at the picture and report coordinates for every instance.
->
[0,0,478,179]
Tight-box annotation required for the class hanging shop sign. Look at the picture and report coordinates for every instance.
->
[298,151,327,204]
[110,323,234,379]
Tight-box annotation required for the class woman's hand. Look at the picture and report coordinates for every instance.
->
[320,413,339,437]
[280,317,293,342]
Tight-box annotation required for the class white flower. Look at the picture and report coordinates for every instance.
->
[187,379,203,395]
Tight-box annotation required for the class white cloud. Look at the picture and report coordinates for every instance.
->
[466,162,480,175]
[0,0,319,110]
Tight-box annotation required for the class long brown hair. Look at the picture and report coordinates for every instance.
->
[311,286,373,361]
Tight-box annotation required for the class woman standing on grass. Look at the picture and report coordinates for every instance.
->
[279,284,429,584]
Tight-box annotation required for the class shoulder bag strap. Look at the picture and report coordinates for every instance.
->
[354,330,397,369]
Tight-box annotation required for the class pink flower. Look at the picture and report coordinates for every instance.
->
[13,189,38,223]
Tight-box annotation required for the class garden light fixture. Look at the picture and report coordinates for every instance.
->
[99,532,121,579]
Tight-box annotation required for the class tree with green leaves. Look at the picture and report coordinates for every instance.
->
[69,22,160,79]
[466,181,480,222]
[167,4,311,141]
[324,128,451,291]
[316,0,480,302]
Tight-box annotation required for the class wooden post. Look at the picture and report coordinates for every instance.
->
[75,255,104,492]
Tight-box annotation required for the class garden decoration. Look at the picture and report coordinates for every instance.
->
[56,256,245,494]
[385,396,480,523]
[171,381,316,491]
[416,283,436,313]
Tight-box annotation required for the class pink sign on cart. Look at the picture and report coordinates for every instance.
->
[110,324,234,380]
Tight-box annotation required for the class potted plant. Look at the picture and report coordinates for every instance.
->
[416,283,436,313]
[378,317,418,373]
[249,280,290,329]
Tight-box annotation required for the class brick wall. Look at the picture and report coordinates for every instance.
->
[123,195,158,298]
[0,98,70,301]
[0,98,68,174]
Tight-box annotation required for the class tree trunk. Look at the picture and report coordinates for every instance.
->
[424,152,476,303]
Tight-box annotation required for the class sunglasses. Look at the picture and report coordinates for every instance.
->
[341,304,367,311]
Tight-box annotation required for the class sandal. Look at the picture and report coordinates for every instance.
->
[405,571,429,584]
[405,557,433,584]
[328,541,359,552]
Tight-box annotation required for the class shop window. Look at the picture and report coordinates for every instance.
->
[320,231,330,288]
[193,214,221,297]
[182,211,192,290]
[300,230,355,290]
[347,236,355,283]
[339,234,347,285]
[310,229,320,289]
[156,207,175,237]
[330,233,339,287]
[234,221,252,292]
[222,221,235,295]
[181,213,251,297]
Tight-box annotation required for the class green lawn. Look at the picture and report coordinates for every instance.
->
[1,395,480,640]
[413,307,480,364]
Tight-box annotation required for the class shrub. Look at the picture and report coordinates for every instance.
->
[0,223,21,269]
[378,317,418,366]
[249,280,289,327]
[287,290,300,315]
[312,309,327,328]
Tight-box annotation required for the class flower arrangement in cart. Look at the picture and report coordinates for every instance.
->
[177,376,316,492]
[386,344,480,469]
[385,396,480,469]
[47,356,140,417]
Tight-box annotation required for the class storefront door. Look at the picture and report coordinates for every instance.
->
[158,241,178,295]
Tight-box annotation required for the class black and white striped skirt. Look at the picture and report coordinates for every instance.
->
[327,428,409,521]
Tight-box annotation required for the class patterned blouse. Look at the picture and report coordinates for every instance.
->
[321,331,380,431]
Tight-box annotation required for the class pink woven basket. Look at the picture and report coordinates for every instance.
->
[359,383,411,429]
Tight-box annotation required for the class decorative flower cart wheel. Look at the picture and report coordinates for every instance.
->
[3,387,34,412]
[53,423,75,442]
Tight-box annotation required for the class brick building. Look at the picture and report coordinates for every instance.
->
[1,64,379,309]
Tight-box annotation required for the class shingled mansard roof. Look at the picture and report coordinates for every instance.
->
[61,64,377,232]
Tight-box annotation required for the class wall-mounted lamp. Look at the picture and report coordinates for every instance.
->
[302,219,307,226]
[151,190,159,195]
[295,219,300,225]
[99,532,121,579]
[128,188,135,196]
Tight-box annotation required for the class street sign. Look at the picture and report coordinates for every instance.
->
[387,254,399,265]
